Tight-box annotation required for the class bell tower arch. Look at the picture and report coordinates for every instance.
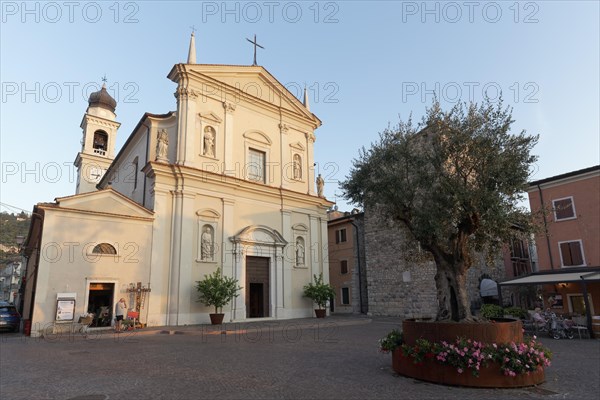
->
[74,82,121,194]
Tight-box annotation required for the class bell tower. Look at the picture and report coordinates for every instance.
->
[74,82,120,194]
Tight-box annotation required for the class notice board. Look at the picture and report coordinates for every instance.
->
[55,299,76,321]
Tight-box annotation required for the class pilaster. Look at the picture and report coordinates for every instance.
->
[280,123,290,189]
[223,102,236,176]
[174,86,198,167]
[306,132,316,195]
[281,210,292,310]
[309,215,320,278]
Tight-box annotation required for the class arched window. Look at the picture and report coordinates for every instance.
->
[293,154,302,180]
[92,243,117,255]
[93,131,108,155]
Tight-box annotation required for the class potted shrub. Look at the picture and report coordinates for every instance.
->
[195,267,242,325]
[480,304,505,320]
[303,273,335,318]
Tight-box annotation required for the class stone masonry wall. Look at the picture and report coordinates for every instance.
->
[364,208,505,318]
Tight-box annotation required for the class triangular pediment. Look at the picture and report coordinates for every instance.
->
[169,64,320,126]
[198,111,222,124]
[54,189,154,219]
[290,141,306,151]
[230,225,287,247]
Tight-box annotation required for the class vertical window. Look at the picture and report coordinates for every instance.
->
[553,197,576,221]
[559,241,585,267]
[340,260,348,274]
[335,229,347,244]
[132,157,139,190]
[341,288,350,305]
[248,148,265,183]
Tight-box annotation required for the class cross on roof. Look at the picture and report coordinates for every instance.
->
[190,25,196,35]
[246,34,264,66]
[101,75,107,83]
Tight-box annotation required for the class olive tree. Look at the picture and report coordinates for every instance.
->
[341,100,538,321]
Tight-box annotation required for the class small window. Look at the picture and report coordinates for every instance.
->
[340,260,348,274]
[341,288,350,305]
[335,229,347,244]
[247,148,266,183]
[553,197,576,221]
[92,243,117,255]
[559,241,585,267]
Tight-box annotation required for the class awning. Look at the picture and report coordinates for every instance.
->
[499,270,600,286]
[480,278,498,296]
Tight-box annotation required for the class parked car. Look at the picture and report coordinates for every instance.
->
[0,302,20,332]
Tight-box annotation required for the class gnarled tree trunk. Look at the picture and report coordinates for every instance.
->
[433,255,473,322]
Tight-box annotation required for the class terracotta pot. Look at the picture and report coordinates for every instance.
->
[209,313,225,325]
[392,350,544,388]
[315,309,326,318]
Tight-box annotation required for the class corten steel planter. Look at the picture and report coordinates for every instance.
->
[402,318,523,346]
[392,350,545,388]
[393,319,545,388]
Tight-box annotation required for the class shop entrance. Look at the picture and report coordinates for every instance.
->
[87,282,115,327]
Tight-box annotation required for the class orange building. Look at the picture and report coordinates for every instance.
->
[499,166,600,334]
[327,209,367,314]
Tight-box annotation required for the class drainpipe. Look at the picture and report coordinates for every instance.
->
[349,220,364,314]
[537,184,554,270]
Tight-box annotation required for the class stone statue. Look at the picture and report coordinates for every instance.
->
[201,226,213,261]
[316,174,324,197]
[296,239,305,265]
[293,155,301,180]
[156,129,169,162]
[203,129,215,157]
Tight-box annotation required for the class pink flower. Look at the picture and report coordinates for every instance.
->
[457,368,463,374]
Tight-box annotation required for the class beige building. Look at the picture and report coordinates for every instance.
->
[21,34,333,336]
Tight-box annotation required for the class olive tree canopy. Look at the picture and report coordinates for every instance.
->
[341,100,538,321]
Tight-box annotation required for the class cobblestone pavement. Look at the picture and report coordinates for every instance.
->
[1,316,598,400]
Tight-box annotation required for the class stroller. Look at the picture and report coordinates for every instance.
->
[547,312,575,340]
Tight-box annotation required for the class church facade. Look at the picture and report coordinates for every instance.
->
[21,35,333,335]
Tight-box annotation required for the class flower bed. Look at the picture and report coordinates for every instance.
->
[380,319,551,388]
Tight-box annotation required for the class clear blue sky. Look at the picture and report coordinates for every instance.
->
[1,1,599,214]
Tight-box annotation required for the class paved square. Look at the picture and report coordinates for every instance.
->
[1,316,598,399]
